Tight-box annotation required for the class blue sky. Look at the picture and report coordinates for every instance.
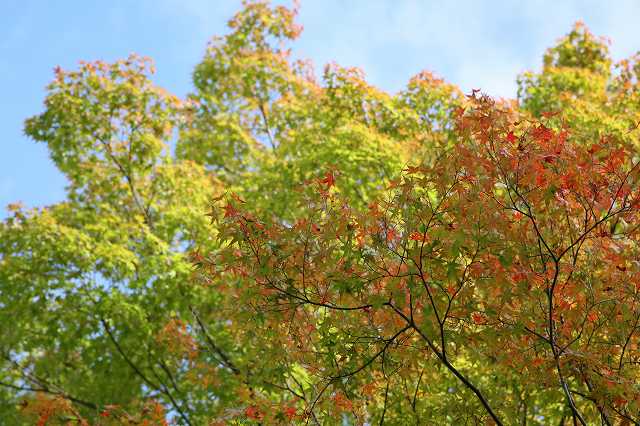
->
[2,0,639,217]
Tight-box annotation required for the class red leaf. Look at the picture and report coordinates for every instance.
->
[321,171,336,188]
[472,312,486,324]
[588,143,602,154]
[245,405,262,420]
[283,407,297,419]
[532,125,554,143]
[224,203,238,218]
[510,271,527,282]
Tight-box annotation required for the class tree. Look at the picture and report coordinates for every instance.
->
[207,92,640,424]
[1,2,458,423]
[518,21,640,144]
[1,1,639,424]
[1,55,229,425]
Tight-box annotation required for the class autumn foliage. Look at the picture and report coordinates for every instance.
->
[205,93,640,424]
[2,1,640,425]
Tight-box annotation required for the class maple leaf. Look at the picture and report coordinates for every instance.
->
[404,165,423,174]
[532,125,554,143]
[386,227,397,242]
[409,232,426,242]
[472,312,486,325]
[320,171,336,188]
[245,405,262,420]
[230,193,246,204]
[189,249,205,266]
[283,407,297,419]
[333,393,353,411]
[613,396,628,407]
[510,271,527,282]
[223,203,238,218]
[557,130,568,145]
[531,357,544,367]
[446,284,457,297]
[387,179,401,189]
[588,143,602,155]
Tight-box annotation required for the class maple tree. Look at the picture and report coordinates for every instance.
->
[1,1,639,424]
[207,93,640,424]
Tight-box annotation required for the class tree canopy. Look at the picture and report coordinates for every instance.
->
[2,2,640,425]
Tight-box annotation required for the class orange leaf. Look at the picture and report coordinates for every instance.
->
[409,232,426,242]
[532,357,544,367]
